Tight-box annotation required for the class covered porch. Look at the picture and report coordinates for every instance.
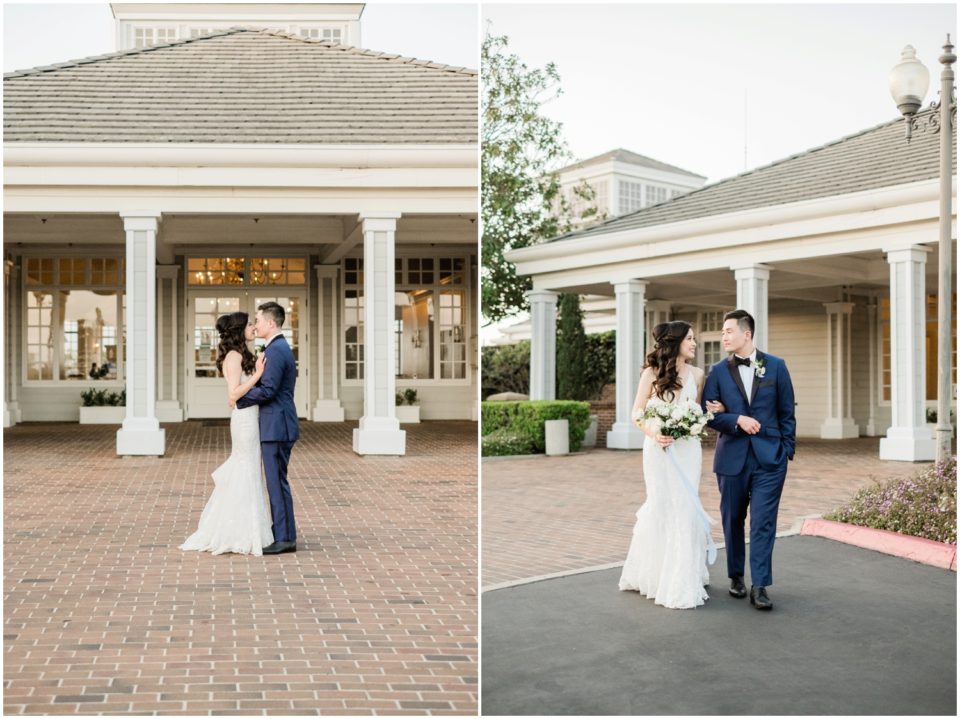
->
[508,111,956,461]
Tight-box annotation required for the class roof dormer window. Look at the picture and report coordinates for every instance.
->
[300,27,342,43]
[134,26,177,48]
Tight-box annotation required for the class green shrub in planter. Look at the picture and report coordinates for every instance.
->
[81,387,125,407]
[482,428,535,457]
[481,400,591,453]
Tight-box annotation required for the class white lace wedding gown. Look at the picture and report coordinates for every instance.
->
[180,382,274,556]
[618,373,710,609]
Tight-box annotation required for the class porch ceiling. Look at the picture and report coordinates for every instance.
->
[551,248,949,306]
[2,211,478,251]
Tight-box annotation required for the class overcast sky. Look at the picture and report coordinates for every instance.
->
[3,1,479,73]
[483,2,956,184]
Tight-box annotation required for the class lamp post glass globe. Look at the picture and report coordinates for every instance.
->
[889,45,930,117]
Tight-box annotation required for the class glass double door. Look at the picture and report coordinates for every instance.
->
[186,291,306,418]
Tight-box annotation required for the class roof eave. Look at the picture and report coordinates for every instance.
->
[506,177,948,272]
[3,142,478,169]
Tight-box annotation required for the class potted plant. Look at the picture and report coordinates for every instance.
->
[79,387,126,424]
[395,388,421,424]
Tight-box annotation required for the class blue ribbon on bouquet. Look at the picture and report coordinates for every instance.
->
[664,444,718,565]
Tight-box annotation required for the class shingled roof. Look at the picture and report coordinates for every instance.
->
[550,108,956,243]
[3,28,477,144]
[556,148,706,179]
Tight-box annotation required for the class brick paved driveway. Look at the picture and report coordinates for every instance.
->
[4,421,477,716]
[482,438,935,588]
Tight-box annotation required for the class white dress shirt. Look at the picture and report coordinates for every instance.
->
[736,348,758,403]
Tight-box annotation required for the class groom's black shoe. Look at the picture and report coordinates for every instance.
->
[729,576,747,598]
[263,541,297,555]
[750,586,773,610]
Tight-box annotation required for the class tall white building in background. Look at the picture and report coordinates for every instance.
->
[486,149,708,346]
[557,148,706,228]
[112,3,363,49]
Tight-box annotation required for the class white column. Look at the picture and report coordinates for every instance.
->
[732,264,771,350]
[116,213,165,456]
[313,264,345,421]
[865,298,880,436]
[155,265,183,422]
[352,213,405,455]
[607,280,647,450]
[820,302,859,439]
[879,246,935,461]
[4,259,22,427]
[527,289,558,400]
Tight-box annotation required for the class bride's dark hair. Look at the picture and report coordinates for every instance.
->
[215,312,256,376]
[645,320,693,400]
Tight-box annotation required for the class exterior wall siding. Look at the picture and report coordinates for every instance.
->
[765,302,829,439]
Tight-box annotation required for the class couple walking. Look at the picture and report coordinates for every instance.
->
[180,302,300,556]
[619,309,797,610]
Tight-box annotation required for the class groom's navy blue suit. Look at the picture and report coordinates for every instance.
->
[702,350,795,587]
[237,334,299,543]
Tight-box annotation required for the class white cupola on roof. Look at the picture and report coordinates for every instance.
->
[110,3,364,50]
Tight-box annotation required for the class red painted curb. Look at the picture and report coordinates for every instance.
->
[801,517,957,571]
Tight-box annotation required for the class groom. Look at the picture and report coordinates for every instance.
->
[702,309,795,610]
[236,301,300,555]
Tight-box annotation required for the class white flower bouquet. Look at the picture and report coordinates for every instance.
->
[632,397,714,441]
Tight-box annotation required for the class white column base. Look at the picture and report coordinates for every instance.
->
[879,427,936,461]
[820,417,860,439]
[606,422,646,450]
[312,399,346,422]
[156,401,183,423]
[117,418,165,456]
[4,402,21,428]
[353,416,406,455]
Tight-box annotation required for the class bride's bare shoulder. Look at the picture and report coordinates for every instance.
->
[223,350,242,367]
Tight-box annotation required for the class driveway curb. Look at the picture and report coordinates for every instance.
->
[801,517,957,571]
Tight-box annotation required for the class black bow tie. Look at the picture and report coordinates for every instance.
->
[734,356,751,367]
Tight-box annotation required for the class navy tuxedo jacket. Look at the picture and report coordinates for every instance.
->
[702,350,796,475]
[236,334,300,442]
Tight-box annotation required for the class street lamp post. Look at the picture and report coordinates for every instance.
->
[890,35,956,463]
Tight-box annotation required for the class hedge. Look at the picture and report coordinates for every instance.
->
[481,400,591,455]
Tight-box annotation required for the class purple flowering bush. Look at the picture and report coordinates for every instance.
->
[826,456,957,544]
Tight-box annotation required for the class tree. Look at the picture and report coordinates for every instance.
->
[556,293,588,400]
[481,32,601,324]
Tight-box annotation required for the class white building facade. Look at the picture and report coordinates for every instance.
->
[113,2,363,49]
[557,149,706,228]
[4,7,478,458]
[507,113,956,460]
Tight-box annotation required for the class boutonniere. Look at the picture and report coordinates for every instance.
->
[255,344,265,356]
[754,358,766,379]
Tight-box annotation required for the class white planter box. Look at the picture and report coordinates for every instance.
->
[396,405,421,424]
[545,419,570,456]
[79,406,126,424]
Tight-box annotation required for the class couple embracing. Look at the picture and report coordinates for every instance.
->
[619,309,796,610]
[180,302,300,557]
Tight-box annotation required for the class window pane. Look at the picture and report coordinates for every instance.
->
[61,291,118,381]
[437,290,466,381]
[396,290,433,379]
[344,290,364,380]
[26,258,54,286]
[26,292,53,380]
[193,297,239,377]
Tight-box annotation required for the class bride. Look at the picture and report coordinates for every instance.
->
[180,312,275,556]
[619,320,715,609]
